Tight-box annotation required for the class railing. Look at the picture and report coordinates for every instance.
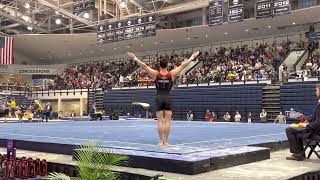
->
[113,80,272,90]
[0,85,102,97]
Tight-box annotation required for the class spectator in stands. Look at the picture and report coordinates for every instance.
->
[15,106,23,122]
[58,111,63,119]
[286,83,320,161]
[300,112,307,123]
[223,112,231,122]
[248,112,252,123]
[71,111,76,117]
[260,109,268,123]
[212,111,217,121]
[43,102,53,122]
[204,109,213,122]
[274,112,286,124]
[234,111,241,122]
[186,110,194,121]
[9,98,16,118]
[34,100,43,118]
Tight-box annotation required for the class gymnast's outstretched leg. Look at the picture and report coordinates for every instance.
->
[163,110,172,146]
[156,111,165,146]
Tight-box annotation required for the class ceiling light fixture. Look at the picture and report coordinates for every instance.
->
[25,2,30,9]
[120,2,127,8]
[83,12,89,19]
[27,26,32,31]
[55,18,61,25]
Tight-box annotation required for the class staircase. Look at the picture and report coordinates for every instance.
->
[94,91,104,112]
[262,85,281,122]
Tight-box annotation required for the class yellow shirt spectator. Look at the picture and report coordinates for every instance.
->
[36,103,43,111]
[10,100,16,109]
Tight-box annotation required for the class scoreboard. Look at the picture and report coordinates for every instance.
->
[73,0,95,15]
[97,15,157,44]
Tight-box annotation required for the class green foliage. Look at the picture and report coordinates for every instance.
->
[44,141,127,180]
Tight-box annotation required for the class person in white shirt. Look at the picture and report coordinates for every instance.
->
[234,111,241,122]
[248,112,252,123]
[186,110,194,121]
[223,112,231,122]
[260,109,268,123]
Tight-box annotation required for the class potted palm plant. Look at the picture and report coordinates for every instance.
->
[45,141,127,180]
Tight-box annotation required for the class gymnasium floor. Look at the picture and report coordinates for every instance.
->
[0,120,288,154]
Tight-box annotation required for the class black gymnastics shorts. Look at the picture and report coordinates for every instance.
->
[155,94,172,111]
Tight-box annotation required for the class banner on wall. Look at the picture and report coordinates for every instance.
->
[208,0,224,26]
[97,14,157,44]
[228,0,244,23]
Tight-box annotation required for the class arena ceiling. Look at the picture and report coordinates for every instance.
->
[12,5,320,64]
[0,0,207,35]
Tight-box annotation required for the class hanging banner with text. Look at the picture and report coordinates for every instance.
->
[228,0,244,23]
[208,0,223,26]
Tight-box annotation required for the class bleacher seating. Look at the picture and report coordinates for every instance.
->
[104,84,265,121]
[10,94,33,107]
[280,81,318,117]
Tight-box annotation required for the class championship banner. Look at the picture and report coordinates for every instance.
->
[256,0,273,19]
[97,14,157,44]
[208,0,223,26]
[114,21,125,41]
[273,0,291,16]
[145,14,156,37]
[105,22,115,43]
[228,0,244,23]
[73,0,95,15]
[134,16,146,38]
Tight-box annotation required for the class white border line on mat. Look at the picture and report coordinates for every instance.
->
[175,132,286,145]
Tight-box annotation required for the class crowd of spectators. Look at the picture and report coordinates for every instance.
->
[291,50,320,79]
[0,40,314,91]
[182,41,301,84]
[114,41,300,87]
[51,61,136,89]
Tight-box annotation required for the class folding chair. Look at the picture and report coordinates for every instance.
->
[300,134,320,160]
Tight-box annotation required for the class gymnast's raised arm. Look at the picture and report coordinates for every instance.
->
[170,51,200,80]
[128,52,158,79]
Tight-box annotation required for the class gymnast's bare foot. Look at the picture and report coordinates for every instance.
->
[163,143,170,146]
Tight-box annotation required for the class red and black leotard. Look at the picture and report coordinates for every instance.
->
[155,72,173,111]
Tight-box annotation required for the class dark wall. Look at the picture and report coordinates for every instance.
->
[104,84,265,121]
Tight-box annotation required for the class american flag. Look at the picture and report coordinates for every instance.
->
[0,36,14,64]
